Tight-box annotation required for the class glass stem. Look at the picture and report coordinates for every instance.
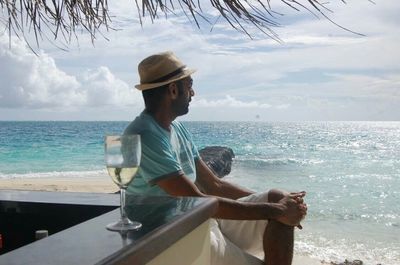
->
[120,187,128,223]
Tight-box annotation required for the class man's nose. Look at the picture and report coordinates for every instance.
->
[190,88,195,97]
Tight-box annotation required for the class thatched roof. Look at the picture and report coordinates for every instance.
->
[0,0,353,47]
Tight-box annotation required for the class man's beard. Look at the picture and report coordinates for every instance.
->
[173,96,190,116]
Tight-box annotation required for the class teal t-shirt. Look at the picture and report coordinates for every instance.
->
[123,112,199,195]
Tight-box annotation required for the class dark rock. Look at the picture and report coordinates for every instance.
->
[199,146,235,178]
[330,259,364,265]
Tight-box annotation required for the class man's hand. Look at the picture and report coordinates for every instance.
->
[276,191,307,228]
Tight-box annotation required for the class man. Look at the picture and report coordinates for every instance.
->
[124,51,307,265]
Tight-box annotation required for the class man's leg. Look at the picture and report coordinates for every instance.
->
[264,220,294,265]
[210,219,264,265]
[216,190,297,265]
[263,189,294,265]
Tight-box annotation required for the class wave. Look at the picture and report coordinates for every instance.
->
[234,156,325,166]
[0,169,107,179]
[295,235,400,265]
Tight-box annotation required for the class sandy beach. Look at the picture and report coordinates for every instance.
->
[0,177,118,193]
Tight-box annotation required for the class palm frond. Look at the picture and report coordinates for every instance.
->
[0,0,354,48]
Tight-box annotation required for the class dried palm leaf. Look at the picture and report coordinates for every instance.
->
[0,0,361,49]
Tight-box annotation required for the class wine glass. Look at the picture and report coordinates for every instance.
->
[105,135,142,231]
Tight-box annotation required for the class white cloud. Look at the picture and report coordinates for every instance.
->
[0,35,141,111]
[81,66,140,107]
[192,95,274,109]
[0,0,399,121]
[0,36,83,108]
[323,73,400,101]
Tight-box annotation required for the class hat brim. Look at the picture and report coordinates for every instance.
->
[135,68,196,91]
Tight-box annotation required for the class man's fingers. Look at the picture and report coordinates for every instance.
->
[298,203,307,214]
[299,203,307,210]
[290,191,306,199]
[290,191,306,195]
[295,197,304,204]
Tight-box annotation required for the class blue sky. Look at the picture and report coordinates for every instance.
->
[0,0,399,121]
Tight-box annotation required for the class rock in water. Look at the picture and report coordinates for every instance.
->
[329,259,364,265]
[199,146,235,178]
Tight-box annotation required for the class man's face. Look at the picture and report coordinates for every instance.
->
[173,76,194,116]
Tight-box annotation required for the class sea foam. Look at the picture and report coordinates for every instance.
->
[0,169,107,179]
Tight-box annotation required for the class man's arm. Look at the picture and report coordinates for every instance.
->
[156,172,305,225]
[194,158,253,200]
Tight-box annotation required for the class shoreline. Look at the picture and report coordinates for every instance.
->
[0,177,118,193]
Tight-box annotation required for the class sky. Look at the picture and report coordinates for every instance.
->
[0,0,399,121]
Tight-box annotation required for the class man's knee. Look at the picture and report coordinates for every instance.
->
[267,189,288,203]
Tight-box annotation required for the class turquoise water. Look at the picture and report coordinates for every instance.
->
[0,121,399,264]
[0,121,125,175]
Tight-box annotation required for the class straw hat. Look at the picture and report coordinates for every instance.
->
[135,51,196,91]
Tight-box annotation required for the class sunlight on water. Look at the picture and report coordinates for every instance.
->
[1,121,399,264]
[189,121,400,265]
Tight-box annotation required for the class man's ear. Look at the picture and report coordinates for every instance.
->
[168,82,178,100]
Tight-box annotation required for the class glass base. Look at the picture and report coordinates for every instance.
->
[106,219,142,231]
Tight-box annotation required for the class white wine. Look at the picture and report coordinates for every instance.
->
[107,167,138,188]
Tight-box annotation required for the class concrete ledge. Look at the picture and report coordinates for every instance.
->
[0,190,218,265]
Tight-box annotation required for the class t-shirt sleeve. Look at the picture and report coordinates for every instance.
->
[139,132,183,185]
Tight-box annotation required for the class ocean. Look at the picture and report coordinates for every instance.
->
[0,121,399,264]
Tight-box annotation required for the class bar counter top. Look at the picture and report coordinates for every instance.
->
[0,190,218,265]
